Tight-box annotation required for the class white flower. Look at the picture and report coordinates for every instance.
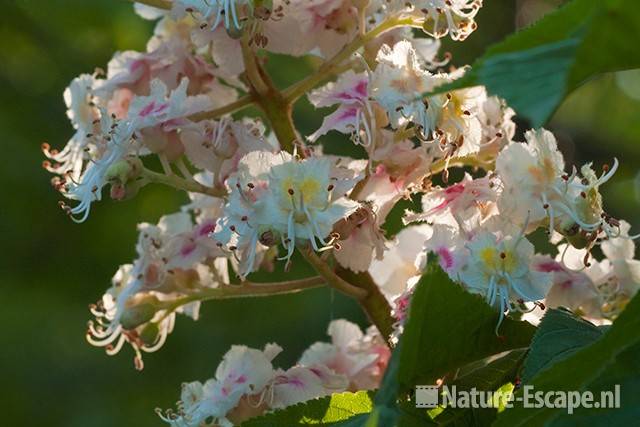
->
[159,344,281,427]
[134,2,167,20]
[562,161,620,241]
[431,69,486,156]
[282,0,359,58]
[307,70,375,145]
[86,210,229,368]
[371,40,440,133]
[411,0,482,41]
[213,151,287,276]
[477,95,516,157]
[86,265,178,371]
[299,319,390,390]
[43,74,100,181]
[405,173,497,228]
[270,365,348,409]
[533,252,604,321]
[496,128,619,240]
[63,78,212,222]
[457,229,552,325]
[601,221,640,297]
[370,225,432,298]
[538,225,639,323]
[333,204,387,273]
[371,41,486,154]
[215,152,359,276]
[267,156,359,259]
[173,0,252,30]
[423,224,465,275]
[357,130,433,220]
[181,117,273,188]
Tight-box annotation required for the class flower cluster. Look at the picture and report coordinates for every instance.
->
[157,320,389,426]
[45,0,638,423]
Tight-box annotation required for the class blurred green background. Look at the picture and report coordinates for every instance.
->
[1,1,638,426]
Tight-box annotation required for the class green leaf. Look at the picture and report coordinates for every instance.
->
[240,391,375,426]
[436,350,525,426]
[403,350,525,427]
[427,0,640,126]
[398,263,536,388]
[328,263,536,427]
[549,341,640,426]
[494,291,640,426]
[335,341,411,427]
[522,308,604,383]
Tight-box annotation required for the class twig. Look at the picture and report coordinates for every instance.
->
[141,167,227,198]
[299,248,368,299]
[283,16,419,103]
[189,95,255,122]
[161,276,327,311]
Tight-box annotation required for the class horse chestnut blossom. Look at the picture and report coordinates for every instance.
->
[43,0,639,423]
[157,320,387,426]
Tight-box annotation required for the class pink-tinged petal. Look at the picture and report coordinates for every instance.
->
[535,260,564,273]
[197,221,217,237]
[138,101,156,117]
[308,71,369,108]
[285,376,305,388]
[308,106,360,142]
[559,279,574,289]
[130,58,146,74]
[334,80,369,102]
[437,247,454,271]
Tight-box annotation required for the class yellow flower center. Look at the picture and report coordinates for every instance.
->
[479,246,518,273]
[281,176,324,207]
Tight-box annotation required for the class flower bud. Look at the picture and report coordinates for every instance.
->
[105,156,143,184]
[105,156,144,201]
[110,179,144,201]
[139,322,160,346]
[120,294,160,330]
